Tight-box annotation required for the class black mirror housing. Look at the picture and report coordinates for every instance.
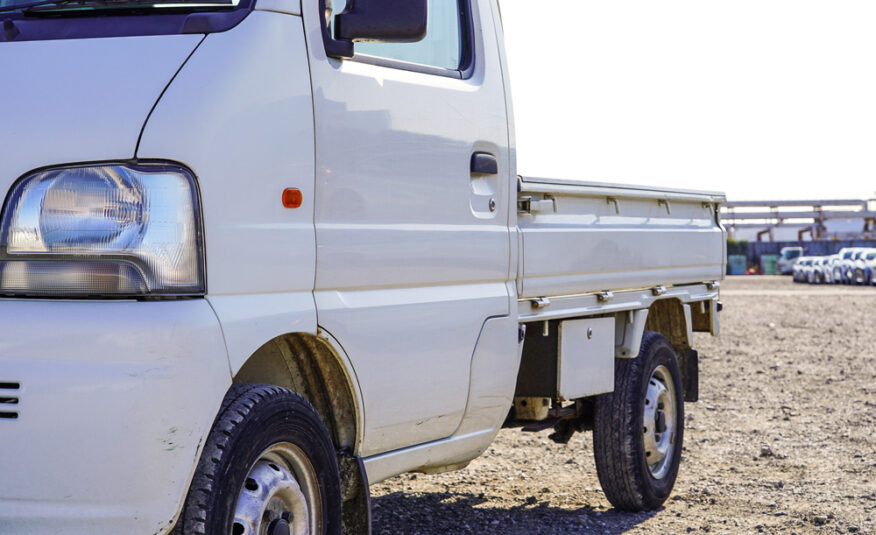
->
[336,0,428,43]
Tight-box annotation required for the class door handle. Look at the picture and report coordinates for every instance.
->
[470,152,498,175]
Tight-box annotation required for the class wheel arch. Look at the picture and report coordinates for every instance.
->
[644,299,700,402]
[233,332,362,454]
[644,298,692,349]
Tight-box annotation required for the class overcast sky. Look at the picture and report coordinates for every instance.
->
[499,1,876,201]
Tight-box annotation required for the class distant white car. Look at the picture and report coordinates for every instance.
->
[822,254,841,284]
[854,249,876,285]
[809,257,829,284]
[870,254,876,285]
[814,257,834,284]
[790,258,802,282]
[841,249,866,284]
[793,257,813,283]
[833,248,854,283]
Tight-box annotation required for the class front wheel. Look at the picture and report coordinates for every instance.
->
[176,384,342,535]
[593,332,684,511]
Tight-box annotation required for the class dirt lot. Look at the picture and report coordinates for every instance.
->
[371,276,876,534]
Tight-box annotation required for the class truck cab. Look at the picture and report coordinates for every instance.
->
[778,246,803,275]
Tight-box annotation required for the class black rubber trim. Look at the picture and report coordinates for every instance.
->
[319,0,353,58]
[683,349,699,402]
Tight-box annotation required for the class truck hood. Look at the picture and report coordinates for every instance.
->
[0,33,202,197]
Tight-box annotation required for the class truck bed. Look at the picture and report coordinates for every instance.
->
[518,177,726,299]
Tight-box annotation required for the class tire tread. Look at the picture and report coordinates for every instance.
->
[175,383,337,534]
[593,331,684,511]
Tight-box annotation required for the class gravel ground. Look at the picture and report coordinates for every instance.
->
[371,276,876,534]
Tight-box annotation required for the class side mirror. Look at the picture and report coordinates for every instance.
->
[320,0,428,59]
[336,0,428,42]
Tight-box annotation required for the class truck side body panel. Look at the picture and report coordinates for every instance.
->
[519,178,726,298]
[302,0,513,457]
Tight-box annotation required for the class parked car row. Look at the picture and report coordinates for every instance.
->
[792,248,876,285]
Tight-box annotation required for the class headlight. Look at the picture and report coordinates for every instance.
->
[0,162,204,297]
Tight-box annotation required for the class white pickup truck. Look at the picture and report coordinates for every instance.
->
[0,0,726,533]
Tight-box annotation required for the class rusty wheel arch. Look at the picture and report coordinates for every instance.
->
[645,298,699,402]
[645,298,690,349]
[232,332,360,452]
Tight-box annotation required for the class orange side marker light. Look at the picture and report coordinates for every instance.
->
[282,188,303,209]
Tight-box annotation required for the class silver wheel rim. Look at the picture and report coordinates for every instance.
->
[642,364,677,480]
[232,443,322,535]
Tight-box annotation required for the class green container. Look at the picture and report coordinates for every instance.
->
[761,254,778,275]
[728,255,747,275]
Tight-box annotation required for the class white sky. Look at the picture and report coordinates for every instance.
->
[499,1,876,201]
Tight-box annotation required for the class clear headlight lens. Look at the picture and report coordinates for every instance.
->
[0,163,204,297]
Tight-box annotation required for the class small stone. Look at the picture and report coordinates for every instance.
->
[813,515,829,526]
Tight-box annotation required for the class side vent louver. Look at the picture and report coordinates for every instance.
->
[0,382,20,420]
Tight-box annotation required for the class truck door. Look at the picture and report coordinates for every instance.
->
[303,0,511,456]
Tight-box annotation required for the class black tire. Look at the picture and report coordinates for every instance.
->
[593,332,684,511]
[176,384,342,535]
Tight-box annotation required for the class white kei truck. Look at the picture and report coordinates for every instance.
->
[0,0,726,533]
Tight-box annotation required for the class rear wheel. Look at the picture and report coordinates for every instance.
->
[593,332,684,511]
[176,384,342,535]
